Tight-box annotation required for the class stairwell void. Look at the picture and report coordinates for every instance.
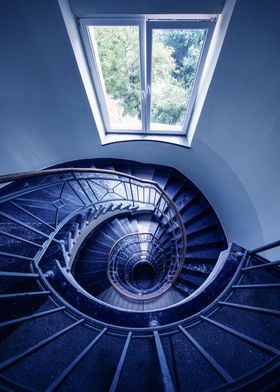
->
[0,158,279,391]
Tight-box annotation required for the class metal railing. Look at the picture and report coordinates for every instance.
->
[249,239,280,256]
[0,241,279,392]
[107,232,169,299]
[0,167,252,328]
[0,168,186,301]
[0,169,279,392]
[242,239,280,271]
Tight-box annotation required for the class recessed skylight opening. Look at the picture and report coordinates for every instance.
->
[58,0,236,146]
[80,17,215,135]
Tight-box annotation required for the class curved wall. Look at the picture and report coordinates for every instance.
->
[0,0,279,249]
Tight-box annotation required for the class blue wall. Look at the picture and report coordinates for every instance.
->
[0,0,279,250]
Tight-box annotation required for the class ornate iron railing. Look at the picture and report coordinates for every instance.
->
[0,168,186,302]
[108,232,168,299]
[1,169,279,392]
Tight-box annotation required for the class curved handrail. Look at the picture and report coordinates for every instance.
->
[0,168,185,225]
[0,167,186,288]
[107,232,169,299]
[249,239,280,255]
[39,242,245,329]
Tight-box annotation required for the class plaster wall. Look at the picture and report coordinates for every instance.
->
[0,0,279,250]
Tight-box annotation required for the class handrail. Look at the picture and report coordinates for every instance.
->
[0,168,184,225]
[0,168,185,244]
[107,232,169,299]
[39,242,245,329]
[108,232,165,261]
[249,239,280,255]
[0,167,186,298]
[0,167,169,187]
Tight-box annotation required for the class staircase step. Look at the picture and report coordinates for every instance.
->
[185,256,218,265]
[178,272,205,288]
[129,165,155,181]
[164,178,183,200]
[182,264,211,277]
[186,240,226,253]
[174,281,194,296]
[152,168,170,189]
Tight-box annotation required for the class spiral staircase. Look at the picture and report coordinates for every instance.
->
[0,158,279,392]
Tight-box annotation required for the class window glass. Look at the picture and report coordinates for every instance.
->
[150,29,206,131]
[88,26,142,130]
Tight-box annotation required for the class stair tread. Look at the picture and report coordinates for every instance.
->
[2,158,280,392]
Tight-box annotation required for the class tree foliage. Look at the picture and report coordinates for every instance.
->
[161,29,205,90]
[93,26,141,118]
[92,26,205,126]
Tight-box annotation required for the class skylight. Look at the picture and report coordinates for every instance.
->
[80,17,215,135]
[59,0,236,146]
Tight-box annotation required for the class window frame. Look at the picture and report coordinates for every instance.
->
[79,18,145,134]
[146,19,215,135]
[79,15,216,136]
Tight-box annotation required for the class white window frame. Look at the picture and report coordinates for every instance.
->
[146,19,215,135]
[58,0,236,147]
[79,16,216,136]
[79,18,145,134]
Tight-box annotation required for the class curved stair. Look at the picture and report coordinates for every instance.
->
[72,159,227,301]
[0,159,279,391]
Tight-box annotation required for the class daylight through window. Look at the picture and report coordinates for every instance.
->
[80,17,215,135]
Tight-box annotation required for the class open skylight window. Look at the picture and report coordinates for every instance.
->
[59,0,236,146]
[80,17,215,135]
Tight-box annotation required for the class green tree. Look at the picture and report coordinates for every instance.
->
[150,31,187,125]
[93,26,141,118]
[161,29,205,90]
[92,26,205,126]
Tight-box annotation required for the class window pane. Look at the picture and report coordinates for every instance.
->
[89,26,142,130]
[150,29,206,131]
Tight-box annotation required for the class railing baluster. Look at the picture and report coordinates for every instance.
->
[0,271,39,278]
[85,179,98,201]
[249,240,280,255]
[0,291,50,300]
[75,178,93,204]
[109,331,132,392]
[0,251,34,261]
[153,330,175,392]
[0,319,84,371]
[0,211,49,238]
[178,325,233,382]
[242,260,280,271]
[123,181,129,200]
[0,306,65,329]
[232,283,280,289]
[68,182,87,206]
[201,316,280,355]
[9,201,55,230]
[129,179,134,206]
[0,230,43,248]
[46,328,107,392]
[153,189,158,207]
[218,301,280,317]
